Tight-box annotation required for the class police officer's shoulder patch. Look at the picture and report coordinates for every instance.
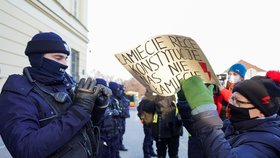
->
[2,74,33,96]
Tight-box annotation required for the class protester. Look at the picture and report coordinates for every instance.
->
[215,63,247,120]
[137,89,157,158]
[143,93,182,158]
[176,89,204,158]
[178,75,280,157]
[0,32,111,158]
[177,63,246,157]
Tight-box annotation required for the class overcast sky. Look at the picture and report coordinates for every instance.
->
[87,0,280,80]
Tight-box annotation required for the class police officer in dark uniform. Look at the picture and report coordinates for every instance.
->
[118,84,130,151]
[108,81,123,157]
[94,78,119,158]
[0,32,111,158]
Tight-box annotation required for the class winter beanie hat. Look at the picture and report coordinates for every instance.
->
[25,32,70,56]
[233,79,276,116]
[266,70,280,84]
[109,81,121,96]
[96,78,107,87]
[109,82,119,91]
[251,72,280,113]
[251,74,280,99]
[228,63,247,78]
[141,100,156,114]
[119,84,125,91]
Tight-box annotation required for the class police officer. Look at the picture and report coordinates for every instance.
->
[0,32,111,158]
[108,81,124,157]
[118,84,130,151]
[94,78,119,158]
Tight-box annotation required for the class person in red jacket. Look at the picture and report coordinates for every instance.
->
[214,63,247,120]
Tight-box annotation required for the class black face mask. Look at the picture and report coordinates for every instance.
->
[41,57,68,77]
[228,104,257,123]
[28,57,68,84]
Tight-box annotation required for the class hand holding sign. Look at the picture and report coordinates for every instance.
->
[115,35,219,96]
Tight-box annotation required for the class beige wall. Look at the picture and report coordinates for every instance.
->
[0,0,89,89]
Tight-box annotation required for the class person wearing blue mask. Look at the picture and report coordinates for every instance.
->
[226,63,247,90]
[214,63,247,121]
[0,32,111,158]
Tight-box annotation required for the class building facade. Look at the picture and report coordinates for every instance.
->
[0,0,89,89]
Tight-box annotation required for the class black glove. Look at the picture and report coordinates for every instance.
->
[177,88,186,101]
[112,109,120,116]
[73,77,99,114]
[95,84,112,108]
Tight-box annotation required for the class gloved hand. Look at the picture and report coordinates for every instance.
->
[95,84,112,108]
[73,77,99,114]
[180,76,214,111]
[177,88,186,101]
[176,89,192,116]
[112,109,120,116]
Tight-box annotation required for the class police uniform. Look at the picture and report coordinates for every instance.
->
[94,78,119,158]
[0,32,107,158]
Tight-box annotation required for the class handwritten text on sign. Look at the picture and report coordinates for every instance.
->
[115,35,216,96]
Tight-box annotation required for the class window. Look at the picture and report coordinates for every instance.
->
[70,49,79,81]
[73,0,78,18]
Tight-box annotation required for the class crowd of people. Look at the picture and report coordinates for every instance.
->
[0,31,280,158]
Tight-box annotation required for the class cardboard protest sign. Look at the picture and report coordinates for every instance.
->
[115,34,219,96]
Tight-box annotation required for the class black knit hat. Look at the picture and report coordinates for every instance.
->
[233,79,276,116]
[141,100,156,114]
[96,78,107,87]
[25,32,70,55]
[251,75,280,114]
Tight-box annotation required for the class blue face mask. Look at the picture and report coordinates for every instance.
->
[113,89,122,98]
[41,57,68,78]
[28,57,68,83]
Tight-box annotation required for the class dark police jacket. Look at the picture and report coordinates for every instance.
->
[0,74,100,158]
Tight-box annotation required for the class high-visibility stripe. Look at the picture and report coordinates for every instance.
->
[153,113,158,123]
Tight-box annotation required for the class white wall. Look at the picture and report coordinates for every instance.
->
[0,0,89,89]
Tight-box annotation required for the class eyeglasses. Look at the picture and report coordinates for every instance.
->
[229,96,251,106]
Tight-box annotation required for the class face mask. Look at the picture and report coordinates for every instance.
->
[41,57,68,80]
[113,89,122,98]
[228,104,256,123]
[228,75,240,84]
